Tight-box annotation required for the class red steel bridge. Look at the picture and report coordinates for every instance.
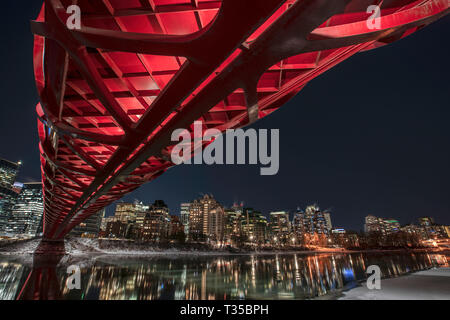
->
[32,0,449,241]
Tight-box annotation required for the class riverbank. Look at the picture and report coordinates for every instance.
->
[0,237,447,256]
[339,267,450,300]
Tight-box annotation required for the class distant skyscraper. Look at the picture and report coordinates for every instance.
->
[180,202,190,234]
[364,215,380,233]
[114,201,148,223]
[323,211,333,231]
[0,158,20,188]
[69,209,105,238]
[8,182,44,237]
[364,215,400,235]
[169,215,184,237]
[0,158,21,236]
[292,210,305,235]
[188,194,223,241]
[417,216,445,239]
[140,200,170,241]
[224,204,243,241]
[418,217,434,226]
[208,206,225,242]
[269,211,290,240]
[241,208,267,243]
[293,205,333,236]
[100,216,117,232]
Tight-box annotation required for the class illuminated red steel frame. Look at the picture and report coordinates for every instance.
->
[32,0,449,240]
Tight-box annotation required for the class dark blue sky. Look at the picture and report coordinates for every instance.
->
[0,3,448,231]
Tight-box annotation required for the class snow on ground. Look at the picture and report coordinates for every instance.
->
[339,267,450,300]
[0,238,231,256]
[0,239,40,255]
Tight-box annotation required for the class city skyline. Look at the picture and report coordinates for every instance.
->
[99,193,449,249]
[0,1,448,303]
[2,155,448,243]
[3,153,450,233]
[0,2,449,232]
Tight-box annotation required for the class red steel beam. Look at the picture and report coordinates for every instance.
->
[32,0,449,239]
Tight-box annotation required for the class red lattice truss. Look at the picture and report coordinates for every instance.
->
[32,0,449,239]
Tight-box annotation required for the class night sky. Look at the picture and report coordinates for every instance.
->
[1,3,448,231]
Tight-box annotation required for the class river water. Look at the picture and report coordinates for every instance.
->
[0,251,448,300]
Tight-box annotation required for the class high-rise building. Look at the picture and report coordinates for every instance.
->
[364,215,381,233]
[323,211,333,231]
[188,194,223,242]
[383,219,400,233]
[180,202,190,235]
[417,217,448,239]
[292,209,305,236]
[114,201,148,223]
[7,182,43,237]
[69,209,105,238]
[269,211,290,241]
[188,200,203,240]
[224,203,243,241]
[0,158,20,188]
[169,215,184,238]
[140,200,170,241]
[100,216,117,232]
[0,158,21,236]
[105,220,128,238]
[208,206,225,242]
[364,215,400,235]
[241,208,267,244]
[418,217,434,227]
[294,205,333,237]
[445,226,450,238]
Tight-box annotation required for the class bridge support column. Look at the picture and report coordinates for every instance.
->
[16,239,66,300]
[34,239,66,256]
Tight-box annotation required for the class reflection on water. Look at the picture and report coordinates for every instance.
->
[0,252,448,300]
[0,262,25,300]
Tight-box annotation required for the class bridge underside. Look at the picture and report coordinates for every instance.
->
[32,0,449,240]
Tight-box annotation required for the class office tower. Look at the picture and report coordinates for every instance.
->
[383,219,400,233]
[8,182,43,237]
[364,215,400,235]
[105,220,128,238]
[444,226,450,238]
[306,205,330,235]
[364,215,381,233]
[417,217,448,239]
[151,200,169,217]
[293,205,333,237]
[69,209,105,238]
[188,194,223,242]
[418,217,434,226]
[292,209,304,233]
[241,208,268,244]
[269,211,291,240]
[169,215,184,237]
[323,211,333,231]
[0,158,21,235]
[135,205,149,230]
[114,201,148,223]
[140,200,170,241]
[224,204,243,241]
[101,216,117,232]
[0,158,20,188]
[304,205,319,234]
[188,200,203,240]
[208,206,225,242]
[180,203,190,235]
